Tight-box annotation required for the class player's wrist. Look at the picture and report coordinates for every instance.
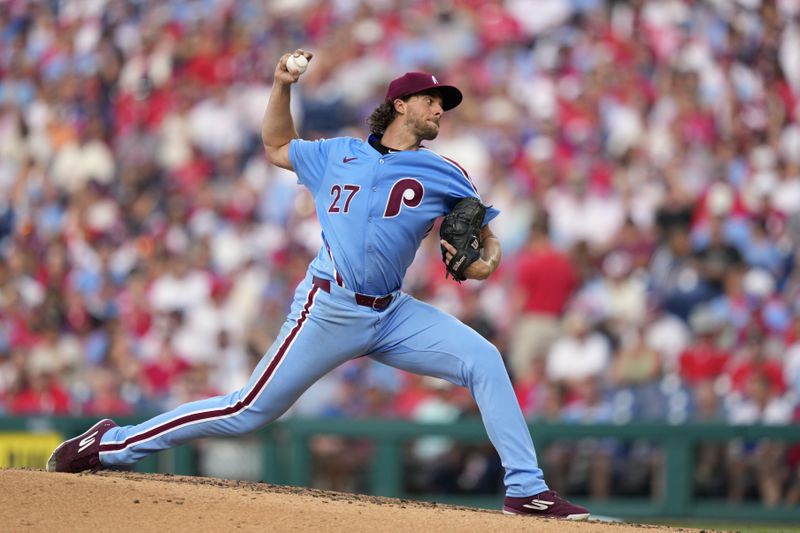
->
[465,258,492,280]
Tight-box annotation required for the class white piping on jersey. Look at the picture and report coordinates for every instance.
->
[324,237,345,287]
[419,147,478,194]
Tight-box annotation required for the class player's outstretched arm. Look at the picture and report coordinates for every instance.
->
[262,49,313,171]
[441,225,502,281]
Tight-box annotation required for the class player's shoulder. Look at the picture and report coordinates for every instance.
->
[333,136,365,145]
[418,147,477,192]
[297,136,363,147]
[419,147,469,176]
[305,136,374,170]
[320,136,370,153]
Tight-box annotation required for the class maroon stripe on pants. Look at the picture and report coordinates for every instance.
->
[99,285,319,453]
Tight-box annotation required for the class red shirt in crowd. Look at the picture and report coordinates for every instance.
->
[142,355,191,397]
[8,377,71,415]
[728,360,786,395]
[515,244,577,316]
[678,340,731,385]
[82,395,134,417]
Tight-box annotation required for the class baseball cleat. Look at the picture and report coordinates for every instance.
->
[503,490,590,520]
[46,419,118,473]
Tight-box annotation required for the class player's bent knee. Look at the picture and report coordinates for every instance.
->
[248,399,297,428]
[230,412,279,435]
[466,344,506,377]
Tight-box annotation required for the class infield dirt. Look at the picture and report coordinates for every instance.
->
[1,469,695,532]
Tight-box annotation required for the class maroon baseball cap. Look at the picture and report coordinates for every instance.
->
[385,72,463,111]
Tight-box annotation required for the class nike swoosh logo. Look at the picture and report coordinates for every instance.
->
[343,156,358,163]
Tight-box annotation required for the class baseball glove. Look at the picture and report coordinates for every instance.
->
[439,197,487,282]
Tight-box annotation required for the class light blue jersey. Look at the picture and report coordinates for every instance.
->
[291,135,499,294]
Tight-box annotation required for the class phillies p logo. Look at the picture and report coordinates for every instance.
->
[384,178,424,217]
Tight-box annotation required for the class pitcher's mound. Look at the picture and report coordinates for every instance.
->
[0,469,687,532]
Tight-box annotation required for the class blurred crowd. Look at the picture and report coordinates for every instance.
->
[1,0,800,504]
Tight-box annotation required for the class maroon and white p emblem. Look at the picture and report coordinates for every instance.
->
[384,178,424,218]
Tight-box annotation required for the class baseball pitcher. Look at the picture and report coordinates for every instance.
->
[47,50,589,521]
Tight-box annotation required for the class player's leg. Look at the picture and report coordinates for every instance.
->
[368,293,588,519]
[369,293,545,495]
[98,275,373,467]
[51,274,372,471]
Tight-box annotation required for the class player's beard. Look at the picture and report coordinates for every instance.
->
[407,113,439,141]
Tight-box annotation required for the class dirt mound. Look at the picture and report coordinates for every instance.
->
[0,469,688,532]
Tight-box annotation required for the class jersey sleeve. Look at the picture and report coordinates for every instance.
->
[445,163,500,226]
[289,138,332,195]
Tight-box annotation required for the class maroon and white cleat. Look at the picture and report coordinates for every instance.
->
[503,490,590,520]
[46,419,118,473]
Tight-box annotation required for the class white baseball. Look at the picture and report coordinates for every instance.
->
[286,54,308,75]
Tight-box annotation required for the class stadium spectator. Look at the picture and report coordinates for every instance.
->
[693,214,744,297]
[81,364,134,416]
[514,355,550,420]
[546,311,612,396]
[546,376,616,500]
[609,325,664,421]
[610,327,661,389]
[677,307,731,387]
[726,373,794,506]
[6,369,71,415]
[574,250,647,332]
[726,330,786,396]
[508,215,577,381]
[691,381,728,498]
[650,225,714,321]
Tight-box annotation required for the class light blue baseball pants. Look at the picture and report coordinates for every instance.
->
[99,271,548,497]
